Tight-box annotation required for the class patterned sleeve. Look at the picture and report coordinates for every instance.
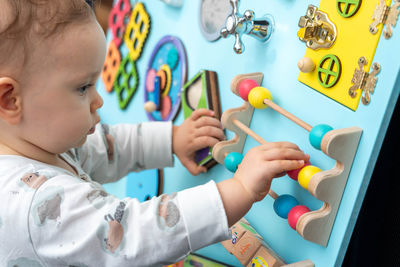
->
[28,176,229,266]
[77,122,174,184]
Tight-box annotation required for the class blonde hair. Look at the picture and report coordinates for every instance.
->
[0,0,96,72]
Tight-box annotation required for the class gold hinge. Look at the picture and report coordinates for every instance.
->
[370,0,400,39]
[349,57,381,105]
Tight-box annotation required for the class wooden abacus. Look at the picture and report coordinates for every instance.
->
[213,73,363,246]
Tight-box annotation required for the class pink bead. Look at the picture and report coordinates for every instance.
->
[287,160,311,181]
[288,205,310,230]
[238,79,259,101]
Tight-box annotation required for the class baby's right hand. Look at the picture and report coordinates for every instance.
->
[234,142,309,202]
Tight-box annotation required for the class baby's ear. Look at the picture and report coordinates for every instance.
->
[0,77,22,125]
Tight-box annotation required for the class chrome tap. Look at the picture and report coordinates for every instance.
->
[220,0,274,54]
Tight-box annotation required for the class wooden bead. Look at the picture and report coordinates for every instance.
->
[144,101,157,113]
[298,165,322,190]
[309,124,333,150]
[248,87,273,109]
[273,194,299,219]
[297,57,315,73]
[238,79,259,101]
[288,205,310,230]
[287,160,311,181]
[224,152,244,172]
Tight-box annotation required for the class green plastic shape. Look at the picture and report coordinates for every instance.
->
[114,55,139,110]
[317,54,342,88]
[336,0,362,18]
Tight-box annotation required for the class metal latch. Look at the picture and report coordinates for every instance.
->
[349,57,381,105]
[370,0,400,39]
[298,5,337,50]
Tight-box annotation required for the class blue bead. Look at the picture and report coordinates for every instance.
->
[224,152,244,173]
[273,194,299,219]
[309,124,333,150]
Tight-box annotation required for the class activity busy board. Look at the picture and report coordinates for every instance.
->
[97,0,400,266]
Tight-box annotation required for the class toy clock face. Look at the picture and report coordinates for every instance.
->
[199,0,232,41]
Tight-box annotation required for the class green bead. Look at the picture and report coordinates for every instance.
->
[224,152,244,173]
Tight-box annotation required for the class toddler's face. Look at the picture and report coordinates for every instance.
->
[18,19,107,154]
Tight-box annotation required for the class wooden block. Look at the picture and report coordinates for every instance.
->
[232,231,263,265]
[246,245,285,267]
[221,219,252,253]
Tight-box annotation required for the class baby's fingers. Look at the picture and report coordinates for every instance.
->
[191,136,221,151]
[268,159,306,177]
[194,116,223,130]
[259,141,301,152]
[195,126,225,141]
[181,157,207,175]
[260,148,309,162]
[189,109,214,121]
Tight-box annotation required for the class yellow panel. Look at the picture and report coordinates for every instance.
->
[298,0,391,111]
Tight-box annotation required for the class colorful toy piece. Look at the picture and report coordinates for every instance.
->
[144,35,188,121]
[317,54,342,88]
[102,40,121,93]
[124,2,151,61]
[309,124,334,150]
[222,151,312,231]
[298,0,387,111]
[238,79,334,151]
[213,73,363,246]
[224,152,244,172]
[287,160,311,181]
[159,64,172,97]
[238,79,259,101]
[273,194,299,219]
[248,86,273,109]
[114,54,138,110]
[298,165,322,190]
[221,218,314,266]
[288,205,311,230]
[181,70,222,169]
[108,0,132,48]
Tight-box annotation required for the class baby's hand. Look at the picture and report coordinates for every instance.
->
[172,109,225,175]
[234,142,309,202]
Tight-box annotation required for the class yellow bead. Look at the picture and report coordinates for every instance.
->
[248,86,273,109]
[298,165,322,190]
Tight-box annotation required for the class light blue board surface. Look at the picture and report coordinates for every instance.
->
[98,0,400,266]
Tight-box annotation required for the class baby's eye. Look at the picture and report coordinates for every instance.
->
[77,84,93,95]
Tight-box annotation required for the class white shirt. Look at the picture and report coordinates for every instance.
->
[0,122,229,267]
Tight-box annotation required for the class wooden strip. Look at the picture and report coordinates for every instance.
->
[263,99,313,132]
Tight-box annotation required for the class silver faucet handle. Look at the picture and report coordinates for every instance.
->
[220,0,274,54]
[230,0,239,15]
[243,10,254,21]
[234,33,244,54]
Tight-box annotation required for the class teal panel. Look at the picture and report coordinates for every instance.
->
[97,0,400,266]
